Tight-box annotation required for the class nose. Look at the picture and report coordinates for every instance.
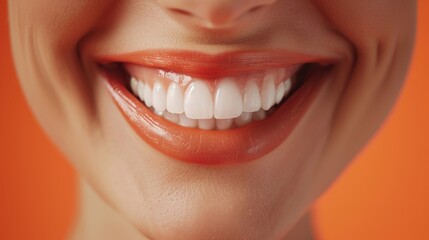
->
[156,0,277,29]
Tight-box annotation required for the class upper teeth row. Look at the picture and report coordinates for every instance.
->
[130,70,293,121]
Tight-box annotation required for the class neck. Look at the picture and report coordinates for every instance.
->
[69,178,314,240]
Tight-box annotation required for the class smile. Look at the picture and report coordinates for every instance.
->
[126,63,300,129]
[97,50,332,165]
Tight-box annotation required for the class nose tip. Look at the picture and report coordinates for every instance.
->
[157,0,277,29]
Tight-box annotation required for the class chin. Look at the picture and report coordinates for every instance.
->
[92,63,336,239]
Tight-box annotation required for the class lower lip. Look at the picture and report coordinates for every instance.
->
[103,66,327,165]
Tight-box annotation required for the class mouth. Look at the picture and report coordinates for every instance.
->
[96,50,332,165]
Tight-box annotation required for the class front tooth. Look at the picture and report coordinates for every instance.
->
[261,72,276,110]
[214,78,243,119]
[152,82,167,112]
[154,110,164,116]
[235,112,252,126]
[143,84,152,107]
[198,118,215,130]
[137,81,145,102]
[284,78,292,96]
[253,109,266,121]
[275,82,285,104]
[243,81,261,112]
[164,112,180,123]
[166,82,184,114]
[184,80,213,119]
[216,119,233,130]
[131,77,139,95]
[179,114,197,128]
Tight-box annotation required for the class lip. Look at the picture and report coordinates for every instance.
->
[97,50,331,165]
[97,49,332,79]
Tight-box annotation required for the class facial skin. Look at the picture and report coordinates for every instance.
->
[8,0,415,239]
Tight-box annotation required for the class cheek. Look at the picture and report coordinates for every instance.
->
[12,0,111,45]
[308,0,416,195]
[314,0,415,42]
[8,0,115,152]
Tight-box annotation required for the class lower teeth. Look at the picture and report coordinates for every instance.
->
[147,106,269,130]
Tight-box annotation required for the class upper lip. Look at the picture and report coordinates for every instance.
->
[95,49,334,79]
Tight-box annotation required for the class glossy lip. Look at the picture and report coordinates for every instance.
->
[97,50,331,165]
[97,49,333,79]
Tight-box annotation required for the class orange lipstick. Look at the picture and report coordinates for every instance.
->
[99,50,329,165]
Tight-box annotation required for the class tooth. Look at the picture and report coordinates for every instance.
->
[275,82,285,104]
[184,80,213,119]
[154,110,164,116]
[152,82,167,112]
[137,81,145,102]
[164,111,180,123]
[166,82,185,114]
[143,84,152,107]
[235,112,252,127]
[253,109,266,121]
[261,72,276,110]
[131,77,139,95]
[216,119,233,130]
[284,78,292,96]
[214,78,243,119]
[198,118,215,130]
[243,81,261,112]
[179,114,197,128]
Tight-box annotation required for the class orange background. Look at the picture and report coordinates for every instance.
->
[0,1,428,239]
